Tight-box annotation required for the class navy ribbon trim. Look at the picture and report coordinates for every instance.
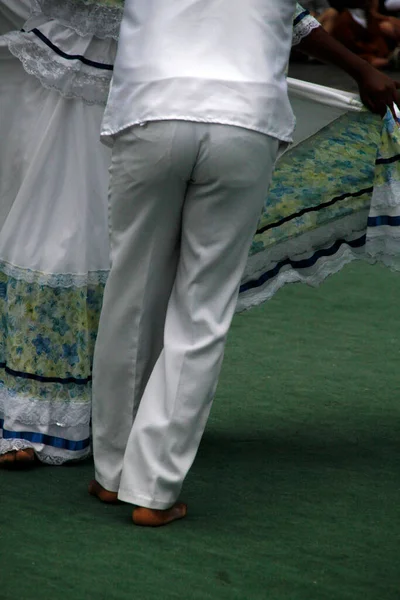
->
[367,215,400,227]
[239,235,366,294]
[293,10,310,27]
[27,28,113,71]
[376,154,400,165]
[0,362,91,386]
[0,419,90,451]
[256,187,373,235]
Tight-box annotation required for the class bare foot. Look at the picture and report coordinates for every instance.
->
[0,451,17,467]
[132,503,187,527]
[16,448,35,463]
[88,479,119,504]
[0,448,35,469]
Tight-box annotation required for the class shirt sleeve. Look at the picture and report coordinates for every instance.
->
[292,3,321,47]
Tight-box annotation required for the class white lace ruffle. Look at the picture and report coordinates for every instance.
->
[5,37,111,105]
[238,245,362,313]
[244,209,368,278]
[0,259,108,287]
[3,26,115,104]
[366,228,400,271]
[0,437,34,454]
[0,436,90,464]
[237,210,370,312]
[37,445,90,465]
[368,181,400,209]
[292,13,321,47]
[30,0,124,40]
[0,393,91,464]
[0,385,91,427]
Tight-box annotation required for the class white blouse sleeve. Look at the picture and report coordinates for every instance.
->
[292,3,321,47]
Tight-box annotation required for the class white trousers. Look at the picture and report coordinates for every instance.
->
[92,121,278,509]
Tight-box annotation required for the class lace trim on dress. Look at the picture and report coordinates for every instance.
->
[368,181,400,209]
[0,437,91,464]
[0,259,109,288]
[245,209,368,275]
[292,13,321,47]
[4,32,113,104]
[38,445,91,465]
[238,245,363,312]
[30,0,124,40]
[365,232,400,271]
[366,210,400,269]
[0,437,34,454]
[0,385,91,427]
[238,210,370,311]
[0,387,92,464]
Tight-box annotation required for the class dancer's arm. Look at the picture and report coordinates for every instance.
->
[294,6,400,117]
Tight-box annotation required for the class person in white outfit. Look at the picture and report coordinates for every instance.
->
[90,0,399,526]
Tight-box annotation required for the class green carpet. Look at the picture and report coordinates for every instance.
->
[1,262,399,600]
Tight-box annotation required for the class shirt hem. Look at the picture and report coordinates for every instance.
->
[100,115,295,147]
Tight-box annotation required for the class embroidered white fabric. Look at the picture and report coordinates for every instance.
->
[0,387,91,427]
[368,181,400,209]
[238,246,364,312]
[0,391,91,463]
[366,229,400,270]
[292,13,321,46]
[0,437,90,464]
[244,209,369,277]
[39,445,91,465]
[238,210,370,311]
[0,259,108,288]
[4,32,113,105]
[30,0,123,39]
[0,437,34,453]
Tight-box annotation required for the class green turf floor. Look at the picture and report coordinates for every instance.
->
[1,262,400,600]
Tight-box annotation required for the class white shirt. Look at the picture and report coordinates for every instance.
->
[101,0,304,144]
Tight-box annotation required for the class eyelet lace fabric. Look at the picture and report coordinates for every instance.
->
[3,9,118,104]
[238,211,370,311]
[0,259,109,288]
[39,446,91,465]
[0,437,90,464]
[365,235,400,272]
[0,437,34,454]
[239,246,363,312]
[0,388,91,464]
[30,0,124,39]
[292,13,320,47]
[0,386,91,427]
[4,29,115,104]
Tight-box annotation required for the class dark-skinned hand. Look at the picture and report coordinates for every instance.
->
[356,63,400,120]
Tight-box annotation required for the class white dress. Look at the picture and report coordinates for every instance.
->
[0,0,122,464]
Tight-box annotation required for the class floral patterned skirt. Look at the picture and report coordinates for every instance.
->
[239,82,400,311]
